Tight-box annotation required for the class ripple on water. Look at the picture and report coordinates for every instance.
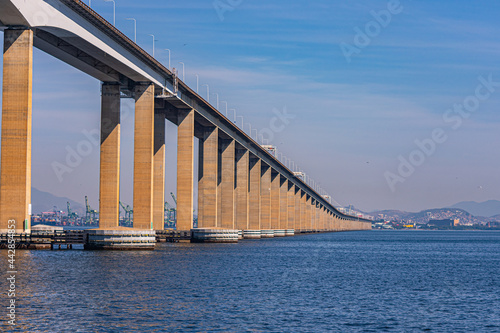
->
[0,231,499,332]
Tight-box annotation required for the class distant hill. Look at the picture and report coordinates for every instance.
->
[370,207,481,224]
[447,200,500,217]
[31,188,85,215]
[491,214,500,222]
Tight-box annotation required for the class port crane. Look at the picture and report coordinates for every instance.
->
[85,196,98,225]
[66,201,79,224]
[164,201,176,228]
[119,201,133,226]
[52,205,64,224]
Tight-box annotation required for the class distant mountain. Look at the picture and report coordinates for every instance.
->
[369,209,408,220]
[447,200,500,217]
[31,188,85,215]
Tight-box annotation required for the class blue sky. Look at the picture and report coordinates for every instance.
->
[1,0,499,212]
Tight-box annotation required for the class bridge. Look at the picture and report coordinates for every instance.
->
[0,0,370,246]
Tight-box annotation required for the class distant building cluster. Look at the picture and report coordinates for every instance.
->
[372,215,500,230]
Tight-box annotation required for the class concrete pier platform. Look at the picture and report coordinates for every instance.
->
[243,230,261,239]
[84,228,156,250]
[190,228,238,243]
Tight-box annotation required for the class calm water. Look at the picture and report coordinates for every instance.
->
[1,231,500,332]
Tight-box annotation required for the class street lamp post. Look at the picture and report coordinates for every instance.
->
[164,49,171,69]
[125,18,136,43]
[237,115,244,128]
[148,34,155,57]
[179,62,185,81]
[195,74,199,93]
[202,84,209,102]
[252,129,258,141]
[104,0,115,26]
[230,109,236,122]
[221,101,228,116]
[213,93,219,110]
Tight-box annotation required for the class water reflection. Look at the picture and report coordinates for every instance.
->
[1,231,499,332]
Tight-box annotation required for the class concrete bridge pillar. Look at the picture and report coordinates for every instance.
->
[318,206,323,231]
[133,83,155,230]
[328,211,332,231]
[0,29,33,233]
[321,206,328,231]
[99,83,121,229]
[198,127,218,228]
[320,205,325,231]
[153,112,166,230]
[300,191,306,233]
[319,205,323,231]
[326,209,330,231]
[220,139,235,229]
[279,177,288,230]
[318,205,322,231]
[315,202,320,231]
[306,196,312,232]
[312,201,316,231]
[311,199,316,231]
[176,109,195,232]
[287,183,295,230]
[295,187,301,232]
[246,156,261,238]
[260,164,272,237]
[316,205,319,231]
[270,171,282,235]
[235,148,249,232]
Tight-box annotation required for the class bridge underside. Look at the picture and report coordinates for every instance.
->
[0,1,372,239]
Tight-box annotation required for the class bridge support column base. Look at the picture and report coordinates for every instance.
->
[260,230,275,238]
[84,229,156,250]
[274,229,286,237]
[243,230,261,239]
[191,228,238,243]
